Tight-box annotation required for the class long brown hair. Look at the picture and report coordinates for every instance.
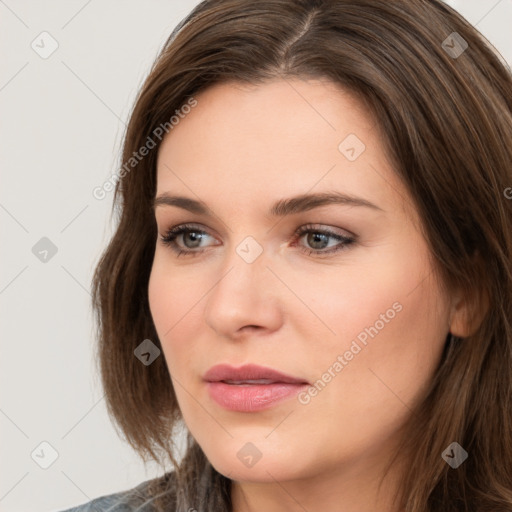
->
[91,1,512,510]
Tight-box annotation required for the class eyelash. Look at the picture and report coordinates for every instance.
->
[159,223,356,258]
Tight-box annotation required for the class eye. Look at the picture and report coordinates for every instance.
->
[159,223,217,257]
[291,224,356,256]
[159,223,356,258]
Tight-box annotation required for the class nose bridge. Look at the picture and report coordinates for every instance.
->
[203,234,282,336]
[219,233,269,291]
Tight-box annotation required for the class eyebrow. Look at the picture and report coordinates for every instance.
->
[153,191,384,216]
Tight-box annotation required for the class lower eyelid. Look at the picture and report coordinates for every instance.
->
[160,225,355,255]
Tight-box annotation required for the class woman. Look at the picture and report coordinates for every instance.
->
[60,0,512,510]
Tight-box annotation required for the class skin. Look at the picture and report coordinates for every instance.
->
[148,79,471,512]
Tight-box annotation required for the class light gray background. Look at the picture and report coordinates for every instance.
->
[1,1,510,511]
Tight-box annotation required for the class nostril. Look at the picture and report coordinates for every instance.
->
[234,325,264,336]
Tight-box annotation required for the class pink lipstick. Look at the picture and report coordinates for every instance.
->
[203,363,310,412]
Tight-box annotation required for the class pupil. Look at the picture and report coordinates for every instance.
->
[184,231,202,248]
[308,232,328,249]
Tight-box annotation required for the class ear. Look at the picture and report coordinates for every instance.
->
[448,253,489,338]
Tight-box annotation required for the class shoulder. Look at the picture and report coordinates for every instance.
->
[57,472,177,512]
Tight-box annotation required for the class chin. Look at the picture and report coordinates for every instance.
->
[205,442,312,483]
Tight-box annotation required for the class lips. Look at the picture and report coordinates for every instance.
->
[203,364,310,412]
[203,363,310,385]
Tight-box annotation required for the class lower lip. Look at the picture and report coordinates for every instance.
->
[206,381,308,412]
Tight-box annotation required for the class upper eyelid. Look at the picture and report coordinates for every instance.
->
[159,224,220,246]
[160,223,355,242]
[163,223,217,238]
[159,223,357,259]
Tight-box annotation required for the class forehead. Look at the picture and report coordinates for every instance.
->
[155,79,412,220]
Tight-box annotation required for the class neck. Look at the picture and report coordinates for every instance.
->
[230,450,405,512]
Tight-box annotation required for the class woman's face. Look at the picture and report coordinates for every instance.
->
[149,79,455,489]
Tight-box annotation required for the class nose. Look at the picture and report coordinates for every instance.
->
[203,242,284,340]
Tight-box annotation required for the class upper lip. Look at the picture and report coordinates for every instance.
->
[203,364,310,385]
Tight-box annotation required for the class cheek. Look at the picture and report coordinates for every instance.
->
[148,252,201,328]
[147,254,207,375]
[148,258,174,338]
[298,246,448,415]
[280,255,448,465]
